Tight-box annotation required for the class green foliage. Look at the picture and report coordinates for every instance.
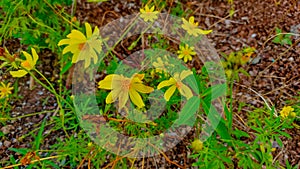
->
[221,47,255,80]
[272,27,293,45]
[0,0,73,52]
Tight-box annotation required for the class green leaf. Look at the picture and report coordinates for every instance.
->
[238,68,250,77]
[224,105,232,131]
[9,155,18,169]
[272,36,281,44]
[274,135,283,147]
[201,99,231,141]
[185,69,199,94]
[174,96,200,126]
[233,129,250,139]
[202,83,227,101]
[60,61,73,75]
[277,131,291,138]
[35,118,46,150]
[275,27,282,34]
[8,148,29,155]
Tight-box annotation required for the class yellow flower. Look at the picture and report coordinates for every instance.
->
[58,22,103,68]
[0,82,13,98]
[140,5,159,22]
[181,16,212,37]
[191,139,203,152]
[240,47,255,65]
[0,47,19,69]
[280,106,296,119]
[177,44,196,62]
[98,74,154,109]
[152,56,174,73]
[10,48,39,77]
[157,70,193,101]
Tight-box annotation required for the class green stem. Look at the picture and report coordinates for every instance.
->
[3,110,55,121]
[30,69,74,112]
[32,69,63,109]
[29,69,72,137]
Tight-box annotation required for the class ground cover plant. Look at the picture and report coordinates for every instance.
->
[0,0,300,168]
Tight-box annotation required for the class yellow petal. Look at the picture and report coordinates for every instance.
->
[85,23,93,38]
[10,70,28,77]
[62,44,80,55]
[180,70,193,80]
[31,48,38,66]
[157,78,176,89]
[132,83,154,93]
[90,40,103,53]
[72,52,80,63]
[98,74,121,89]
[58,39,85,46]
[145,5,150,11]
[199,29,212,35]
[67,30,87,41]
[84,54,91,68]
[118,90,129,109]
[89,47,98,64]
[179,84,193,100]
[150,6,155,12]
[106,91,118,104]
[92,26,100,38]
[178,54,184,59]
[22,51,33,64]
[164,85,176,101]
[129,88,145,108]
[184,56,188,62]
[182,18,188,25]
[58,39,70,46]
[189,16,195,24]
[133,74,144,81]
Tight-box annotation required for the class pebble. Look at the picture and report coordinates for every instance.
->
[37,91,44,95]
[4,140,11,147]
[241,16,249,21]
[0,125,15,135]
[251,56,261,64]
[251,33,257,38]
[288,57,294,62]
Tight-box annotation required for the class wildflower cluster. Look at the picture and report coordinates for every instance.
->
[0,82,13,99]
[280,106,296,119]
[10,48,39,77]
[222,47,256,78]
[58,22,104,68]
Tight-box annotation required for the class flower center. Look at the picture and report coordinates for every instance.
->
[121,79,131,90]
[176,81,183,89]
[183,50,190,55]
[78,43,89,51]
[21,61,32,69]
